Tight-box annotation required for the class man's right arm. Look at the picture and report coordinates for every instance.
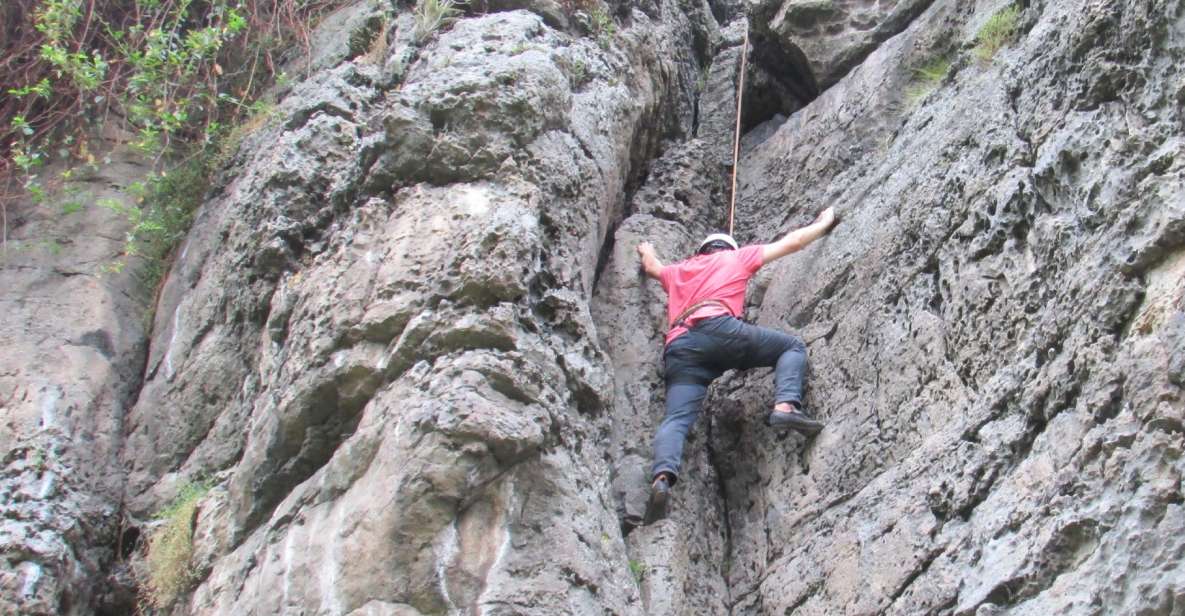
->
[761,207,838,265]
[637,242,665,280]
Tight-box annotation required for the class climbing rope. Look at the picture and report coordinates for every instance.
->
[727,26,750,236]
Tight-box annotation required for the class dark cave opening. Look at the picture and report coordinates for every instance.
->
[741,32,819,133]
[118,525,141,560]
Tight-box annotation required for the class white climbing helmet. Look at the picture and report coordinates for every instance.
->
[697,233,739,253]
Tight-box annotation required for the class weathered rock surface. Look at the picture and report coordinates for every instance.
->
[117,5,697,614]
[756,0,936,91]
[2,0,1183,613]
[604,0,1185,613]
[0,141,150,614]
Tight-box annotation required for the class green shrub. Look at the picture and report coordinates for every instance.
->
[974,5,1021,61]
[3,0,337,160]
[141,481,212,609]
[1,0,341,256]
[413,0,462,43]
[905,57,951,104]
[569,58,589,87]
[589,7,616,48]
[98,145,214,287]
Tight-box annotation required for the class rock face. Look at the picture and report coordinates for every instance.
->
[2,0,1184,614]
[719,3,1185,612]
[121,6,688,615]
[756,0,936,90]
[0,141,150,614]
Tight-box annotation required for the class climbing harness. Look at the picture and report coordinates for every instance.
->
[670,298,736,331]
[727,26,750,236]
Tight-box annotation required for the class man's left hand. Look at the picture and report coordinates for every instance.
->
[814,207,838,231]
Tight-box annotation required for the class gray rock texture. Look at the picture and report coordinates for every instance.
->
[610,0,1185,613]
[2,0,1183,613]
[0,139,150,614]
[119,6,693,614]
[755,0,936,90]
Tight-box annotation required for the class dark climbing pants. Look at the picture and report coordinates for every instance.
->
[651,316,807,483]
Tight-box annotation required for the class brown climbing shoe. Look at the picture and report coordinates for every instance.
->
[643,475,671,525]
[766,407,824,435]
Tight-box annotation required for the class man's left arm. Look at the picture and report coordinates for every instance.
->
[761,207,838,265]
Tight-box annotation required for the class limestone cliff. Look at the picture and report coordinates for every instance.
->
[1,0,1183,614]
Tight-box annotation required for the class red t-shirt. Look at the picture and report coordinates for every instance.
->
[658,245,765,345]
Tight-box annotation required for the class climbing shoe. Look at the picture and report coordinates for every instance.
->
[766,407,824,436]
[643,475,671,525]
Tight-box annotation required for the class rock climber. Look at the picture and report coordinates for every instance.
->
[636,207,839,524]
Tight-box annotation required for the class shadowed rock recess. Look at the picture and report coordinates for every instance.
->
[1,0,1183,613]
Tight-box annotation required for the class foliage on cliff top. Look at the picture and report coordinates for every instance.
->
[0,0,343,204]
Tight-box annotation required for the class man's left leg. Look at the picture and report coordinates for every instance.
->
[645,380,708,524]
[646,330,723,524]
[651,381,710,484]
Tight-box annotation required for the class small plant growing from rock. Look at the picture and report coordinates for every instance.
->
[97,148,214,286]
[413,0,463,43]
[356,11,395,66]
[973,4,1021,61]
[570,58,590,87]
[557,0,615,47]
[905,56,951,104]
[349,12,388,59]
[629,559,647,584]
[696,65,710,93]
[589,6,616,48]
[139,480,212,609]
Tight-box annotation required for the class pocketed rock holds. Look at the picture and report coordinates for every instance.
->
[118,6,677,615]
[3,0,1184,614]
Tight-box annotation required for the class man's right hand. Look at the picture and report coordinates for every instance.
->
[637,241,655,259]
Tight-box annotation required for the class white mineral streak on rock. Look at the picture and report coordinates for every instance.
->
[164,303,183,380]
[314,505,346,615]
[19,561,42,598]
[38,385,60,431]
[38,472,55,499]
[281,521,298,610]
[462,185,490,217]
[435,520,460,613]
[483,479,514,608]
